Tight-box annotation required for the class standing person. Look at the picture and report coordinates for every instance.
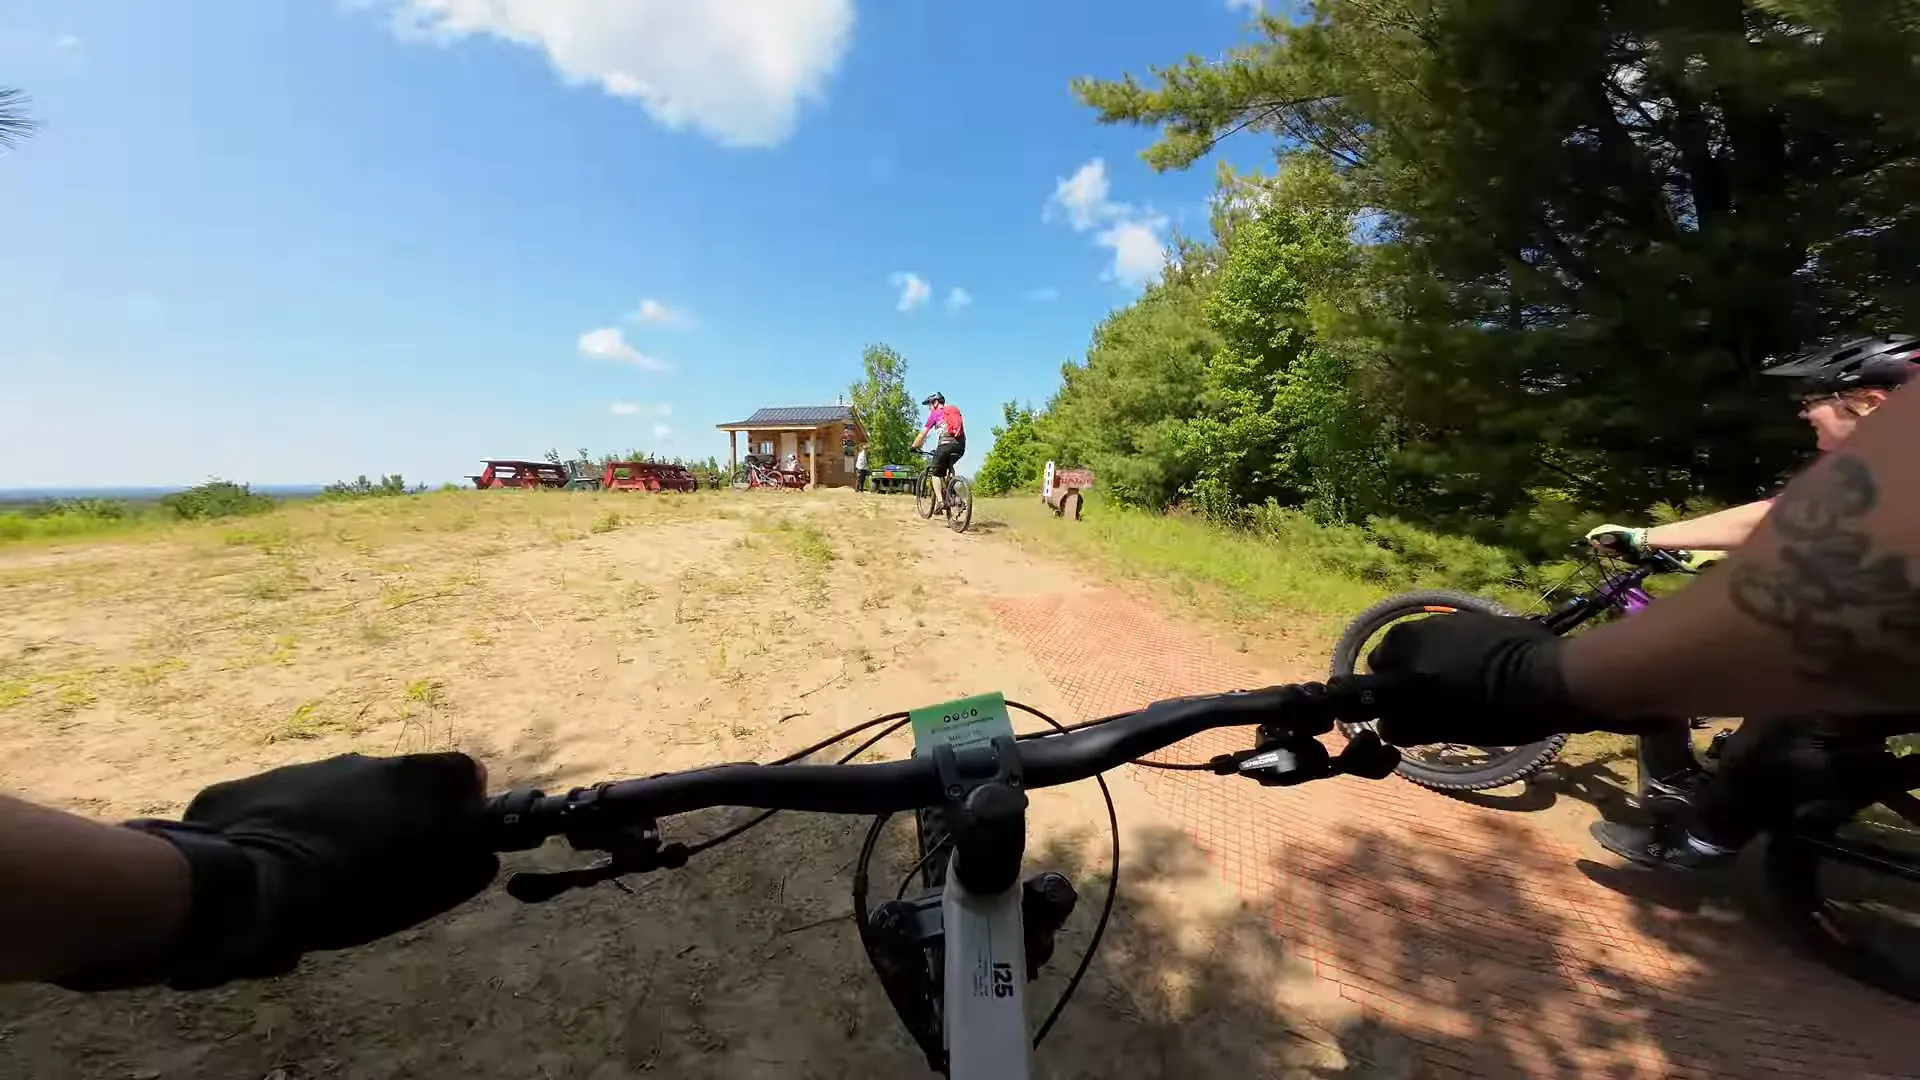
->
[909,392,965,512]
[854,442,870,493]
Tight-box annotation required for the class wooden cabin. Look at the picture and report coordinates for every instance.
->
[715,406,867,489]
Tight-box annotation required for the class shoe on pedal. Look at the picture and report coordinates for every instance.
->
[1589,820,1735,872]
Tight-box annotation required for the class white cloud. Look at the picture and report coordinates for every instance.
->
[1044,160,1116,232]
[1226,0,1264,12]
[945,287,973,312]
[579,327,669,372]
[652,422,673,441]
[1098,217,1171,289]
[368,0,855,148]
[890,272,931,312]
[55,34,83,52]
[1025,287,1060,302]
[610,401,670,417]
[1044,159,1170,289]
[631,297,692,327]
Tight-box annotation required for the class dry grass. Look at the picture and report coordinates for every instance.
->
[0,485,1746,1080]
[0,486,1066,1079]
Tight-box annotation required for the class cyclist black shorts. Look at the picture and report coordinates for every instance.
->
[929,436,965,478]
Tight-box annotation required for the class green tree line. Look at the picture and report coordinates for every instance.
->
[979,0,1920,557]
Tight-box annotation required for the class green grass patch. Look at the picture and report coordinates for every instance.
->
[994,494,1565,639]
[766,520,836,568]
[0,499,156,545]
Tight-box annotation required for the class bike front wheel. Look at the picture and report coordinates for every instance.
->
[914,473,935,519]
[948,476,973,534]
[1330,589,1569,791]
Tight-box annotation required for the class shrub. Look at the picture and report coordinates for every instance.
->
[161,480,275,521]
[323,474,417,499]
[24,497,128,521]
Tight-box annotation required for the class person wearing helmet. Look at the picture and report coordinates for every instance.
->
[910,392,966,512]
[1584,336,1920,562]
[1384,335,1920,873]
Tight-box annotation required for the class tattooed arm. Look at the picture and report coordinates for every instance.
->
[1563,385,1920,720]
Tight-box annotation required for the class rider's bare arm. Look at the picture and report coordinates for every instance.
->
[0,793,189,982]
[1643,500,1775,551]
[1564,384,1920,721]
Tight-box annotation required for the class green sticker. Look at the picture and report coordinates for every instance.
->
[909,692,1016,755]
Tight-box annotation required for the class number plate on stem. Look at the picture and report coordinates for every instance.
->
[909,692,1017,755]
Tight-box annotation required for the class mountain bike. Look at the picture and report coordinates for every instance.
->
[914,448,974,534]
[743,458,784,489]
[1332,548,1920,1001]
[485,681,1403,1078]
[1330,547,1715,791]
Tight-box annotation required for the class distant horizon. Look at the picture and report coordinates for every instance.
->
[0,483,337,500]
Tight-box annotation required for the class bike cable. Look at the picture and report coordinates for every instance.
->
[671,698,1137,1049]
[1009,699,1120,1047]
[681,711,912,856]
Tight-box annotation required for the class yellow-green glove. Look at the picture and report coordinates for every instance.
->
[1585,523,1650,558]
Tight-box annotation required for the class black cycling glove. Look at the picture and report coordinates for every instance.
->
[61,752,499,991]
[1363,612,1604,747]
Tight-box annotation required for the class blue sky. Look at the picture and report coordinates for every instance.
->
[0,1,1273,487]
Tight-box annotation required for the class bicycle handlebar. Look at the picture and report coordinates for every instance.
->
[483,678,1396,852]
[1571,540,1699,574]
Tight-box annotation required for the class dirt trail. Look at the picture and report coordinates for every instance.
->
[0,492,1367,1080]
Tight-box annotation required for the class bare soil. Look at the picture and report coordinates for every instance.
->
[0,490,1374,1080]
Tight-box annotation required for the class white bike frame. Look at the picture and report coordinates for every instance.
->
[938,853,1032,1080]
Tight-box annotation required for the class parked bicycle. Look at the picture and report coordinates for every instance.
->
[743,456,785,490]
[1331,546,1920,1001]
[914,449,974,533]
[485,681,1402,1079]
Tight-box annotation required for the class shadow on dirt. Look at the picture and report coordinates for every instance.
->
[1,756,1912,1078]
[1219,793,1911,1079]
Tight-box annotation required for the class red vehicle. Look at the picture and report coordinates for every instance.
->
[600,460,699,493]
[470,460,571,489]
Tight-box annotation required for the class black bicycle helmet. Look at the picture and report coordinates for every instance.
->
[922,392,945,406]
[1762,335,1920,394]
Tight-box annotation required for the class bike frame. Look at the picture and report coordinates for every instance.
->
[937,856,1033,1079]
[1533,553,1719,790]
[914,453,962,515]
[1534,557,1668,634]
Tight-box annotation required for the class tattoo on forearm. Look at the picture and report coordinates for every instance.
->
[1728,455,1920,700]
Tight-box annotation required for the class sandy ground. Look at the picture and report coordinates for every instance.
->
[0,490,1378,1080]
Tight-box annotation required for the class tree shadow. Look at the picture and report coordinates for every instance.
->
[3,770,1911,1079]
[1214,790,1914,1078]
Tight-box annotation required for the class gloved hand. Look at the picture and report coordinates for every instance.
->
[1585,523,1649,558]
[63,753,498,991]
[1363,612,1602,747]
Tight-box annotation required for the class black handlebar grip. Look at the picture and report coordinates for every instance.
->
[486,788,550,852]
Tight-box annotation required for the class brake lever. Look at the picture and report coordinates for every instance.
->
[503,819,690,903]
[1215,728,1401,786]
